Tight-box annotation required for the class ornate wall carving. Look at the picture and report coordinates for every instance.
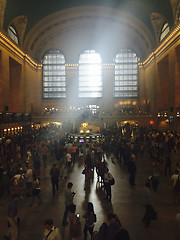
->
[150,13,168,43]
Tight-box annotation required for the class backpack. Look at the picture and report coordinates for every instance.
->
[108,173,115,185]
[174,176,180,192]
[116,229,131,240]
[109,177,115,185]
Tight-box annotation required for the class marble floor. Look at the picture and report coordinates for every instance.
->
[0,150,180,240]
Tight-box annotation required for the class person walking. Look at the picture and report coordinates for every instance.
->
[104,167,114,201]
[2,171,10,196]
[83,202,96,240]
[30,178,42,206]
[85,151,92,169]
[149,167,160,192]
[62,182,76,225]
[116,224,131,240]
[25,166,33,196]
[70,144,77,165]
[128,154,136,186]
[98,213,121,240]
[69,204,81,240]
[33,152,41,179]
[82,164,92,190]
[50,164,60,196]
[66,151,72,168]
[171,169,180,204]
[60,156,68,179]
[164,154,171,176]
[43,219,62,240]
[141,181,154,226]
[5,194,19,240]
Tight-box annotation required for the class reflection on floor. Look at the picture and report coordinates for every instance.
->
[1,150,180,240]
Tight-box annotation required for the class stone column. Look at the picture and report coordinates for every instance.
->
[1,51,10,111]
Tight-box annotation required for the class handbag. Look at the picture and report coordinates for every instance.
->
[109,178,115,185]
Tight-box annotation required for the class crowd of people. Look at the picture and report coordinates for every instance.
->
[0,123,180,239]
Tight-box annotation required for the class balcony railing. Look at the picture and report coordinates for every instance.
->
[0,112,32,124]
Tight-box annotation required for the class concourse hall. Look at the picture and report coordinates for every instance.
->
[0,1,180,240]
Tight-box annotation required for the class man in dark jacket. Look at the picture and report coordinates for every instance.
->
[50,164,60,196]
[62,182,76,225]
[128,154,136,186]
[99,213,120,240]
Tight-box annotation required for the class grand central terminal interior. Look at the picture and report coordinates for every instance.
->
[0,1,180,240]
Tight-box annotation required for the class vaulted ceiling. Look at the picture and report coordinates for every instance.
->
[2,0,178,62]
[4,0,174,33]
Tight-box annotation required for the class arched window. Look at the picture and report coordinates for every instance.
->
[114,49,138,98]
[8,25,19,44]
[79,50,102,98]
[160,22,170,41]
[42,50,66,99]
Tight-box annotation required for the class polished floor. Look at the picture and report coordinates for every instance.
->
[1,149,180,240]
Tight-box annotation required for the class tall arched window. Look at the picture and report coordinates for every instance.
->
[42,50,66,99]
[114,49,138,98]
[160,22,170,41]
[8,25,19,44]
[79,50,102,98]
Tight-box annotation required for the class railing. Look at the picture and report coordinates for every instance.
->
[0,112,32,124]
[31,112,154,125]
